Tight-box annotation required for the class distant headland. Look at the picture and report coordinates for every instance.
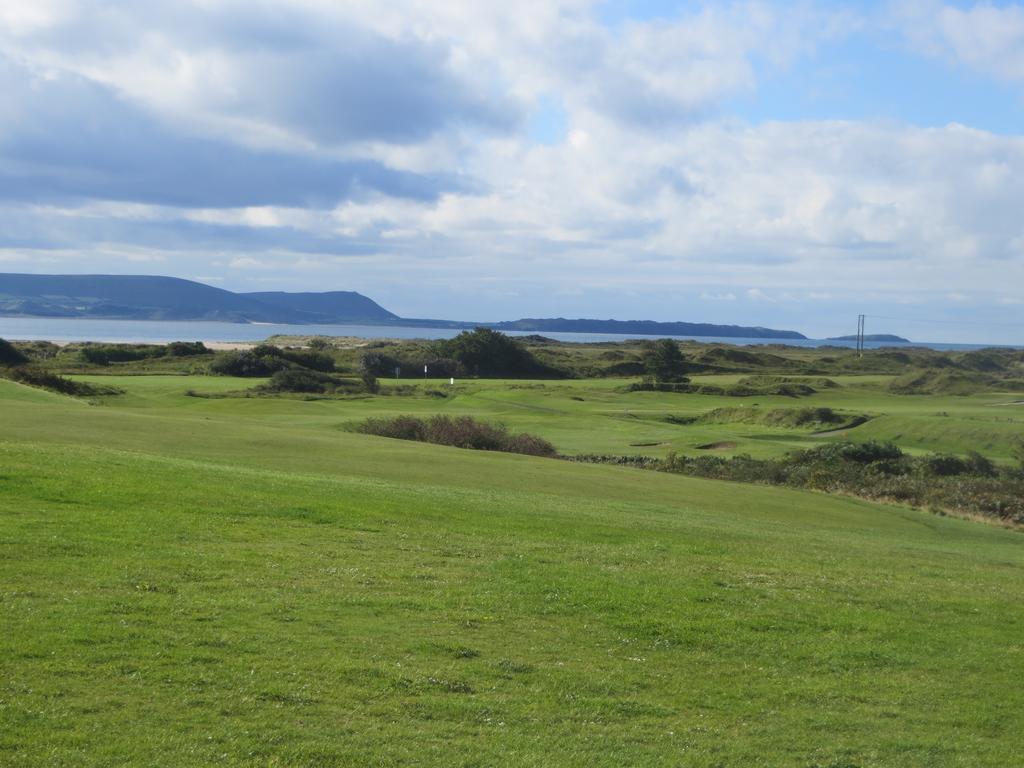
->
[0,273,808,340]
[828,334,911,343]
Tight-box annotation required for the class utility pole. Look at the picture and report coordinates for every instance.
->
[856,314,866,357]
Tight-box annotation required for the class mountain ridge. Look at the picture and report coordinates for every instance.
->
[0,273,807,339]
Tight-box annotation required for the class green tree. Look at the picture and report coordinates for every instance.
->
[643,339,688,383]
[433,328,555,378]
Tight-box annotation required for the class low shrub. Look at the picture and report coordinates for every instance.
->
[5,367,123,397]
[165,341,212,357]
[209,351,288,377]
[0,338,29,366]
[626,380,816,397]
[258,369,361,395]
[279,349,335,372]
[79,344,165,365]
[570,441,1024,525]
[361,351,464,379]
[355,415,557,457]
[9,340,60,361]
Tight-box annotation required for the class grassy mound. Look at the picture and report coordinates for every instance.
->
[736,374,841,389]
[890,369,995,395]
[632,378,819,397]
[688,406,854,429]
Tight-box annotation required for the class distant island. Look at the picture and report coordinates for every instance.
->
[491,317,807,339]
[828,334,911,343]
[0,273,806,340]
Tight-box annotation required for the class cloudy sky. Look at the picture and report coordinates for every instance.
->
[2,0,1023,341]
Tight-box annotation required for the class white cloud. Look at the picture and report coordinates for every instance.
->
[0,1,1020,340]
[891,1,1024,82]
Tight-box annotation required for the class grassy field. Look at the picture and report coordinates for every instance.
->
[65,371,1024,461]
[2,372,1024,766]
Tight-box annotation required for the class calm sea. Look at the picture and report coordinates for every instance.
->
[0,316,1012,351]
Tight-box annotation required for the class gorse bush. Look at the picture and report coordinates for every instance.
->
[209,344,335,377]
[250,345,335,372]
[355,415,557,457]
[571,441,1024,524]
[210,351,287,377]
[627,380,818,397]
[258,369,362,395]
[165,341,212,357]
[80,345,163,365]
[431,329,563,378]
[79,341,212,365]
[5,367,123,397]
[9,341,60,361]
[360,351,464,379]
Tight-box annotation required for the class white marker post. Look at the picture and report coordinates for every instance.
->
[450,377,454,386]
[424,364,428,380]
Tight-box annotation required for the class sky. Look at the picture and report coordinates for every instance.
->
[1,1,1023,342]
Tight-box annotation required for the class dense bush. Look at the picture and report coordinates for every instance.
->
[0,338,28,366]
[360,351,401,377]
[209,350,288,377]
[208,344,334,377]
[355,415,557,457]
[79,344,164,365]
[570,441,1024,525]
[431,329,562,378]
[78,341,211,365]
[627,380,817,397]
[258,369,362,395]
[9,340,60,361]
[4,367,123,397]
[601,361,646,377]
[165,341,212,357]
[360,350,465,379]
[247,344,335,370]
[627,380,695,393]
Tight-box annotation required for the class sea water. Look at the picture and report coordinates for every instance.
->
[0,316,1014,351]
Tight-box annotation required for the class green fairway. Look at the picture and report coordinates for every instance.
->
[65,372,1024,461]
[2,375,1024,766]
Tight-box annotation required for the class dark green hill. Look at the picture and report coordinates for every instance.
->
[243,291,397,323]
[0,274,296,322]
[0,274,394,324]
